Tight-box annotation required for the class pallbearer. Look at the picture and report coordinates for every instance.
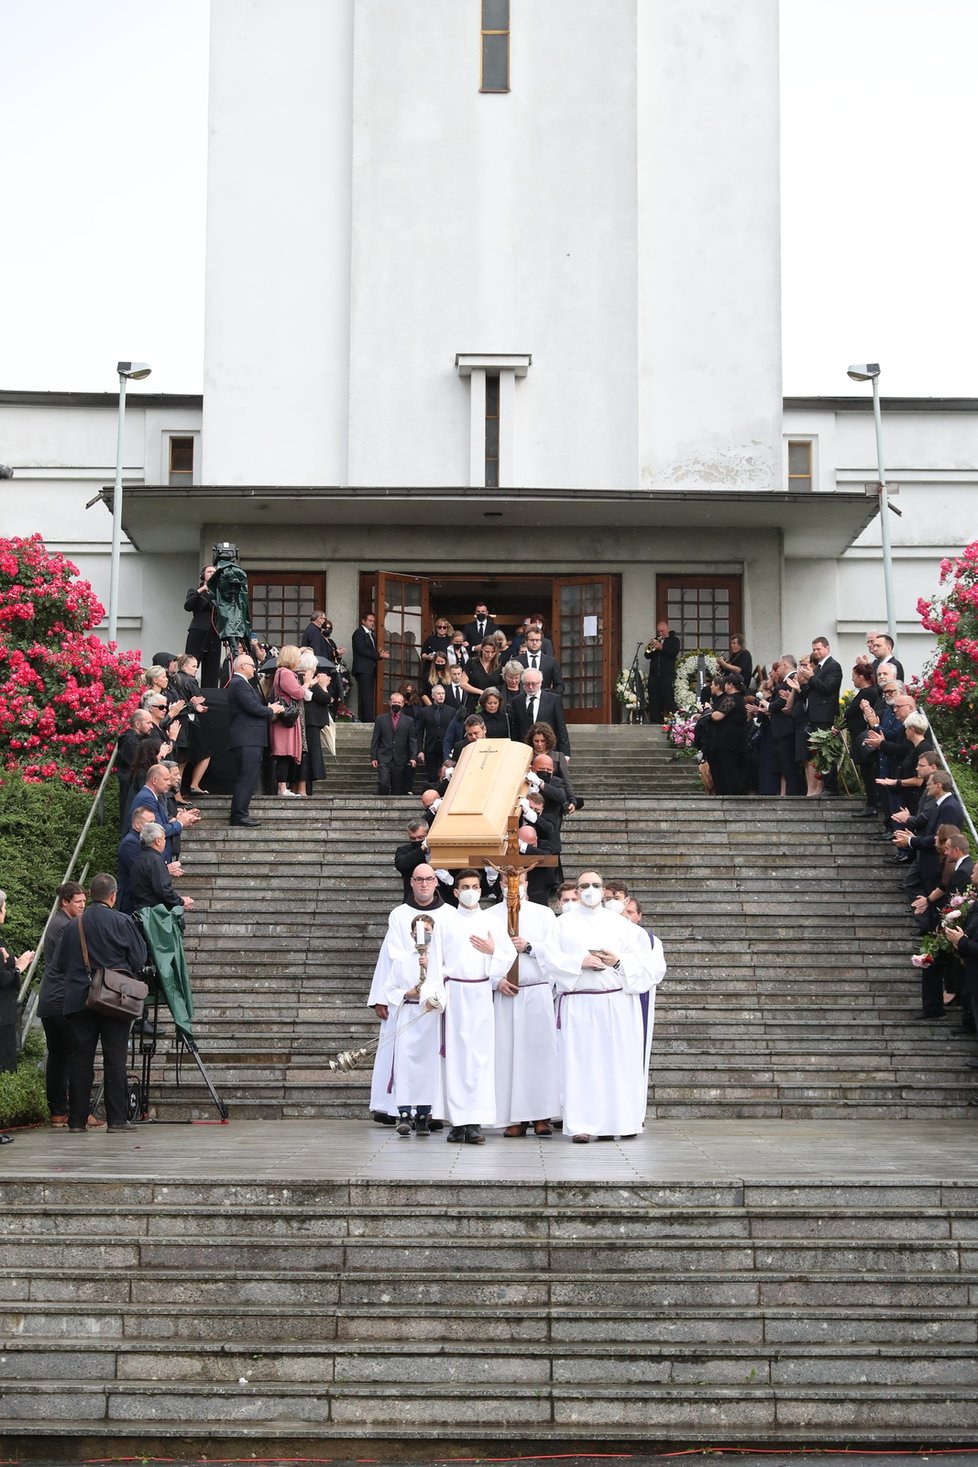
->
[489,871,561,1137]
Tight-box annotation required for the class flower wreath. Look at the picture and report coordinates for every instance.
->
[673,650,720,712]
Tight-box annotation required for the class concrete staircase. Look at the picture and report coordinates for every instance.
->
[1,1171,977,1445]
[141,726,976,1120]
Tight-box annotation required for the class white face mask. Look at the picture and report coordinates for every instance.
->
[579,886,603,908]
[604,898,625,916]
[457,888,481,909]
[559,899,576,911]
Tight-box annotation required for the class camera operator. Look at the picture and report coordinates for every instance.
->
[184,566,222,688]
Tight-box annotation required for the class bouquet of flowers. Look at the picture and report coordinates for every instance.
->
[911,885,976,967]
[615,667,645,710]
[665,711,700,759]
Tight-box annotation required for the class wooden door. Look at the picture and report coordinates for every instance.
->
[551,575,619,723]
[375,572,431,702]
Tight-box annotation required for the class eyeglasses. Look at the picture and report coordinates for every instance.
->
[413,876,437,883]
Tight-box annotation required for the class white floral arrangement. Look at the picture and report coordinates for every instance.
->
[673,649,719,712]
[615,668,645,708]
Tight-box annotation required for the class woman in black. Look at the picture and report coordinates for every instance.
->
[477,686,511,740]
[845,663,883,815]
[170,653,212,795]
[461,639,500,706]
[0,888,36,1142]
[708,673,748,795]
[183,566,222,688]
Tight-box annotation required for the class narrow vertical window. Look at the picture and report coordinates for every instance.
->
[485,374,500,488]
[168,435,195,486]
[481,0,509,93]
[787,440,813,492]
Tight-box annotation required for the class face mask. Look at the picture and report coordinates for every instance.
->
[559,900,576,911]
[457,888,481,909]
[604,898,625,916]
[579,886,603,908]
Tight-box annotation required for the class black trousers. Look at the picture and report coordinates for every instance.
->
[41,1015,74,1115]
[231,745,263,821]
[185,628,222,689]
[710,749,745,796]
[356,672,377,723]
[647,674,676,723]
[377,759,411,796]
[772,736,805,796]
[65,1009,132,1128]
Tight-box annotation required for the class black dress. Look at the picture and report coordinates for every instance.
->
[710,693,748,795]
[480,708,512,740]
[184,588,222,687]
[0,945,19,1074]
[169,671,211,764]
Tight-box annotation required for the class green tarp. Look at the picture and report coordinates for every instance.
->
[138,903,194,1036]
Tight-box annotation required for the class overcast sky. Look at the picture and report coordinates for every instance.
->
[2,0,974,399]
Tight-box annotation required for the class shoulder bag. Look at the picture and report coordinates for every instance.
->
[78,914,148,1021]
[273,670,303,726]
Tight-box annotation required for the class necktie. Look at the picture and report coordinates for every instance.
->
[529,697,537,724]
[392,713,400,729]
[530,654,538,669]
[477,621,484,637]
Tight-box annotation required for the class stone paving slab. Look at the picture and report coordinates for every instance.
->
[3,1118,978,1185]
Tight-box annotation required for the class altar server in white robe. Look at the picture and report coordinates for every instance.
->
[543,869,656,1142]
[624,895,667,1091]
[488,875,562,1136]
[367,866,452,1120]
[434,868,516,1144]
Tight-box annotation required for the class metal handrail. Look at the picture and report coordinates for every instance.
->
[927,724,978,848]
[17,744,119,1045]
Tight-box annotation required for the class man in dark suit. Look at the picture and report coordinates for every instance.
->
[509,670,571,757]
[871,633,905,683]
[913,831,973,1019]
[644,620,681,722]
[227,652,283,827]
[517,629,564,694]
[461,602,497,647]
[510,616,555,660]
[803,636,844,793]
[130,765,200,860]
[945,894,978,1043]
[351,613,388,722]
[128,823,196,913]
[893,772,966,893]
[301,611,331,659]
[767,655,806,796]
[54,872,147,1133]
[370,692,420,795]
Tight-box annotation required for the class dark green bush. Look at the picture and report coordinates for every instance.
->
[0,1027,47,1127]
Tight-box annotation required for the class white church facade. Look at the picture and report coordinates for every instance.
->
[2,0,975,718]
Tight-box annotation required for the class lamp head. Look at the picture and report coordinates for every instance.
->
[117,361,152,381]
[847,363,881,382]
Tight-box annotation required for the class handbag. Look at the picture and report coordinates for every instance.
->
[77,915,148,1021]
[272,671,303,726]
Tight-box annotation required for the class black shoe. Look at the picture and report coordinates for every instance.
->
[106,1122,137,1133]
[230,816,261,827]
[0,1134,13,1145]
[463,1125,486,1145]
[414,1115,430,1136]
[851,808,877,819]
[446,1126,466,1142]
[395,1118,412,1136]
[371,1111,397,1126]
[427,1118,444,1132]
[914,1010,946,1020]
[886,854,911,864]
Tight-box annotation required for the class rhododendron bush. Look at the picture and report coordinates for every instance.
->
[0,534,142,787]
[917,538,978,770]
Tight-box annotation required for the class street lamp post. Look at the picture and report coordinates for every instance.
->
[847,363,897,645]
[107,361,152,643]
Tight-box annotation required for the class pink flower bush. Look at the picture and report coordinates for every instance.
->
[917,539,978,769]
[0,535,142,787]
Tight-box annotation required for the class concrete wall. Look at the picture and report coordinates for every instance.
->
[203,0,354,486]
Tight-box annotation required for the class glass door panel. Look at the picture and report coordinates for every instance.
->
[375,573,431,702]
[552,575,618,722]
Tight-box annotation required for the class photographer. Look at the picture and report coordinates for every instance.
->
[768,655,806,797]
[183,566,222,688]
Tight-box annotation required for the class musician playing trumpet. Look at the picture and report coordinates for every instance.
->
[643,619,681,723]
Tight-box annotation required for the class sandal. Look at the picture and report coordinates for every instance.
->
[503,1123,528,1138]
[533,1120,553,1137]
[189,787,210,796]
[572,1133,590,1144]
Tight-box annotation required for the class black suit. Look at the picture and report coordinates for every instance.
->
[805,657,843,727]
[907,794,967,889]
[953,901,978,1034]
[351,624,383,721]
[920,855,974,1016]
[418,703,456,774]
[227,674,274,822]
[645,633,681,720]
[517,650,564,695]
[301,622,330,658]
[128,848,182,912]
[462,617,498,646]
[510,691,570,756]
[370,712,420,795]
